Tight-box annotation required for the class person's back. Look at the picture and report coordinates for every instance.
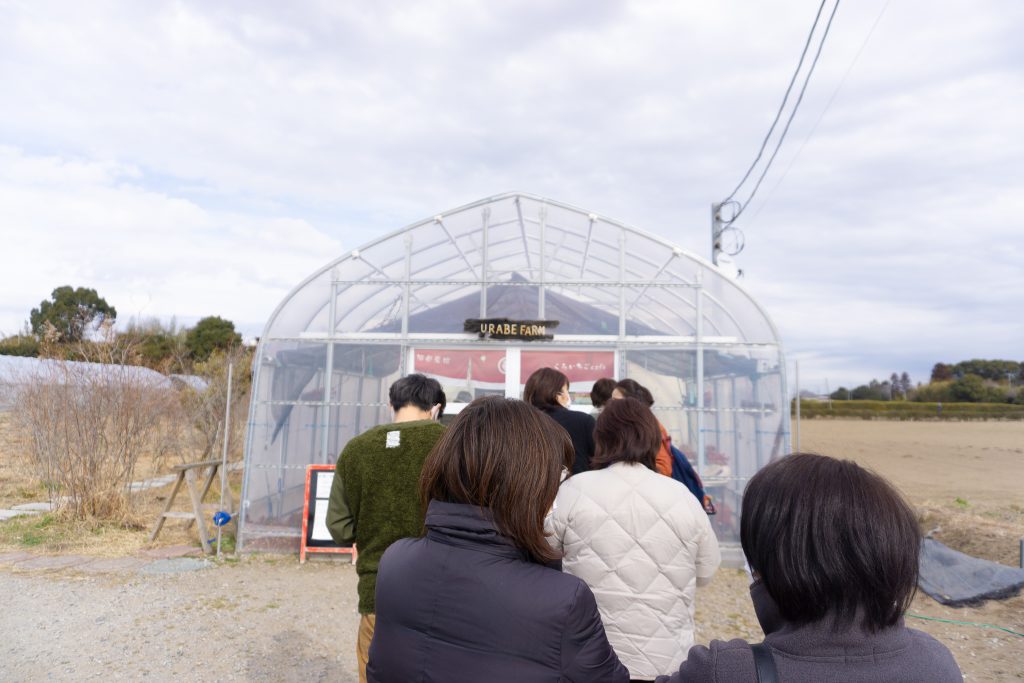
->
[657,453,960,683]
[336,418,443,602]
[675,588,961,683]
[550,398,720,679]
[371,501,624,683]
[325,373,446,683]
[367,397,628,683]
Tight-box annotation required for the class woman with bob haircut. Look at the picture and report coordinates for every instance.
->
[367,396,628,683]
[525,366,597,474]
[611,379,673,477]
[656,453,960,683]
[548,397,720,682]
[590,377,617,412]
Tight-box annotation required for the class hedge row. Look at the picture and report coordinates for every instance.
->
[793,399,1024,421]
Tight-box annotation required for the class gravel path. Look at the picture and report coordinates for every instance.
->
[2,553,1020,681]
[0,556,361,682]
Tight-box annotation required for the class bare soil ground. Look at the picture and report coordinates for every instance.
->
[1,418,1022,681]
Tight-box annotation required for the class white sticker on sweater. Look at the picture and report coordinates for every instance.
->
[385,430,400,448]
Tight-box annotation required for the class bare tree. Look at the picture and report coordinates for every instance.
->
[6,338,176,521]
[176,346,252,465]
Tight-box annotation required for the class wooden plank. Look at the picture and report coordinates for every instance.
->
[185,468,212,555]
[188,466,220,532]
[160,511,196,520]
[172,460,221,471]
[149,471,186,542]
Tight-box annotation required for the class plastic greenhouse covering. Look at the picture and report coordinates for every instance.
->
[239,192,789,560]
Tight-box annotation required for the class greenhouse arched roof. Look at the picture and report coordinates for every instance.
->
[263,192,780,345]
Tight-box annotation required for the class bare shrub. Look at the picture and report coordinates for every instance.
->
[5,340,177,522]
[175,346,252,465]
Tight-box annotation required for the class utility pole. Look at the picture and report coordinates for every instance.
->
[710,202,744,275]
[710,202,725,265]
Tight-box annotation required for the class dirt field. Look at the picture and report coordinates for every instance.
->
[1,418,1022,681]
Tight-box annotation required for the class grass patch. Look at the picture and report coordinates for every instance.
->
[796,399,1024,421]
[20,514,53,546]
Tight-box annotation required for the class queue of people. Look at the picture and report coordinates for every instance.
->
[327,369,961,683]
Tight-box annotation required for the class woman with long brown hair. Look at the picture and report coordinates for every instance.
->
[367,396,628,683]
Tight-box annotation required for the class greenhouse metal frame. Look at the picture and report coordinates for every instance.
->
[239,192,790,559]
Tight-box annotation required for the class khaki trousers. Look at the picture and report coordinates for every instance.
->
[356,613,376,683]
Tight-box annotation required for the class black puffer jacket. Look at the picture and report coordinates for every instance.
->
[367,500,628,683]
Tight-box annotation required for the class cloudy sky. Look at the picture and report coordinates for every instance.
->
[0,0,1020,391]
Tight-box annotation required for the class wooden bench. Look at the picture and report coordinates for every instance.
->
[149,460,233,555]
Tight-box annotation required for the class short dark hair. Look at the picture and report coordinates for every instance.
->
[590,378,616,409]
[741,453,920,632]
[614,378,654,407]
[389,373,446,416]
[591,397,660,470]
[523,367,569,409]
[419,397,573,564]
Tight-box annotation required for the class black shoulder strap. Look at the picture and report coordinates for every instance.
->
[751,642,781,683]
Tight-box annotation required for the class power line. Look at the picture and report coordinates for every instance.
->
[748,0,892,224]
[722,0,829,205]
[731,0,842,221]
[722,0,842,223]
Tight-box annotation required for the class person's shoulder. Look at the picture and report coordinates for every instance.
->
[397,419,444,434]
[341,423,392,450]
[377,536,428,578]
[563,409,596,426]
[672,638,753,680]
[381,535,420,559]
[906,627,962,677]
[527,563,594,607]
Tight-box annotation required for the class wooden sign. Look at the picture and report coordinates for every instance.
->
[464,318,559,341]
[300,464,356,563]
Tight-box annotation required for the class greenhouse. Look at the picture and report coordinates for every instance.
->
[238,192,790,560]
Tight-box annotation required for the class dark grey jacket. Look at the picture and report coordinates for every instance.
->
[657,580,961,683]
[367,500,628,683]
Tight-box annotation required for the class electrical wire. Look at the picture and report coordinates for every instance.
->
[730,0,842,222]
[748,0,893,225]
[906,613,1024,638]
[722,0,829,205]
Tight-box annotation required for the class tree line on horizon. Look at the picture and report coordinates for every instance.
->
[829,360,1023,405]
[0,285,248,374]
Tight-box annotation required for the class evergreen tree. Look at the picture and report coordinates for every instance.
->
[29,286,116,342]
[186,316,242,362]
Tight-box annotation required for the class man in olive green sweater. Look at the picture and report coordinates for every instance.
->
[326,373,446,683]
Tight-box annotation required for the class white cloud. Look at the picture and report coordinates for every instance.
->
[0,146,340,336]
[0,0,1020,384]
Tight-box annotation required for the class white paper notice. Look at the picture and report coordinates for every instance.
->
[316,471,334,498]
[385,430,400,448]
[311,499,332,541]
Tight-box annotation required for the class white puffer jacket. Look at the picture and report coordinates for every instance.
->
[548,462,721,679]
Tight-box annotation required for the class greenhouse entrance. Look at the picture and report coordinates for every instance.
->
[411,346,617,413]
[238,192,790,563]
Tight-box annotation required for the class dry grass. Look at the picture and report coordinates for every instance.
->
[0,411,242,556]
